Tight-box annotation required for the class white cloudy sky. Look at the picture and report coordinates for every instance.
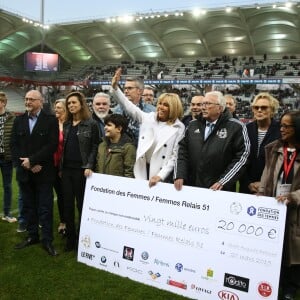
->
[0,0,278,23]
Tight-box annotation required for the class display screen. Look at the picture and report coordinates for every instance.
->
[25,52,59,72]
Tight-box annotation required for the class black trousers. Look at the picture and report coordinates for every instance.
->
[20,179,54,244]
[280,265,300,290]
[62,167,86,246]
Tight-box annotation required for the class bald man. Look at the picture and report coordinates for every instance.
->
[182,95,204,127]
[225,94,238,119]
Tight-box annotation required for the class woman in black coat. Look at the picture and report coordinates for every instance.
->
[239,92,280,194]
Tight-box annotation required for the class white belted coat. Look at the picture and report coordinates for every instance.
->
[111,88,185,181]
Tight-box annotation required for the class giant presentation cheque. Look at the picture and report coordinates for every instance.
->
[78,174,286,300]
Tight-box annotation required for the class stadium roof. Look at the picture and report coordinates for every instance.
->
[1,2,300,65]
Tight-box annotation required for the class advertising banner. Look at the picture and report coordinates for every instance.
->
[78,174,286,300]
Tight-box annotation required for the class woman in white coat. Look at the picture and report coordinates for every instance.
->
[112,68,185,187]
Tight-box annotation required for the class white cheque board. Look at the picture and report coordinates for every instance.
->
[78,174,286,300]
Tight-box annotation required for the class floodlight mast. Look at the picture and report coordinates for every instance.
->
[40,0,44,24]
[40,0,45,53]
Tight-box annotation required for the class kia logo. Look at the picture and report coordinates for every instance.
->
[218,290,239,300]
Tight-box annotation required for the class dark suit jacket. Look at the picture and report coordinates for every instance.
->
[11,110,58,183]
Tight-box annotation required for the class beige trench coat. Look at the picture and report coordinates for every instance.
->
[259,140,300,265]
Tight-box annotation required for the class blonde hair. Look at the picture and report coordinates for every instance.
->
[54,98,66,110]
[251,92,279,117]
[156,93,183,124]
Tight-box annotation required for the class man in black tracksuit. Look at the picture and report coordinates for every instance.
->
[174,91,250,192]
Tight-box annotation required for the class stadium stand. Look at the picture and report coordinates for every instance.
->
[1,6,300,118]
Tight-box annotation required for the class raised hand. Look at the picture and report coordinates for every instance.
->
[112,67,122,89]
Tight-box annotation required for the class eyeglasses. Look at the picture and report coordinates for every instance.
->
[94,102,109,106]
[200,102,220,107]
[124,86,138,91]
[24,97,40,102]
[252,105,270,111]
[280,124,295,129]
[143,94,154,97]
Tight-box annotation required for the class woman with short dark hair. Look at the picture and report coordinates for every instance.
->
[259,110,300,300]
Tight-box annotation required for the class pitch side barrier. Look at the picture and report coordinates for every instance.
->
[1,76,299,86]
[88,78,300,86]
[2,76,300,86]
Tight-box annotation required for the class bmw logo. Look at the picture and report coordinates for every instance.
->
[141,251,149,260]
[175,263,183,272]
